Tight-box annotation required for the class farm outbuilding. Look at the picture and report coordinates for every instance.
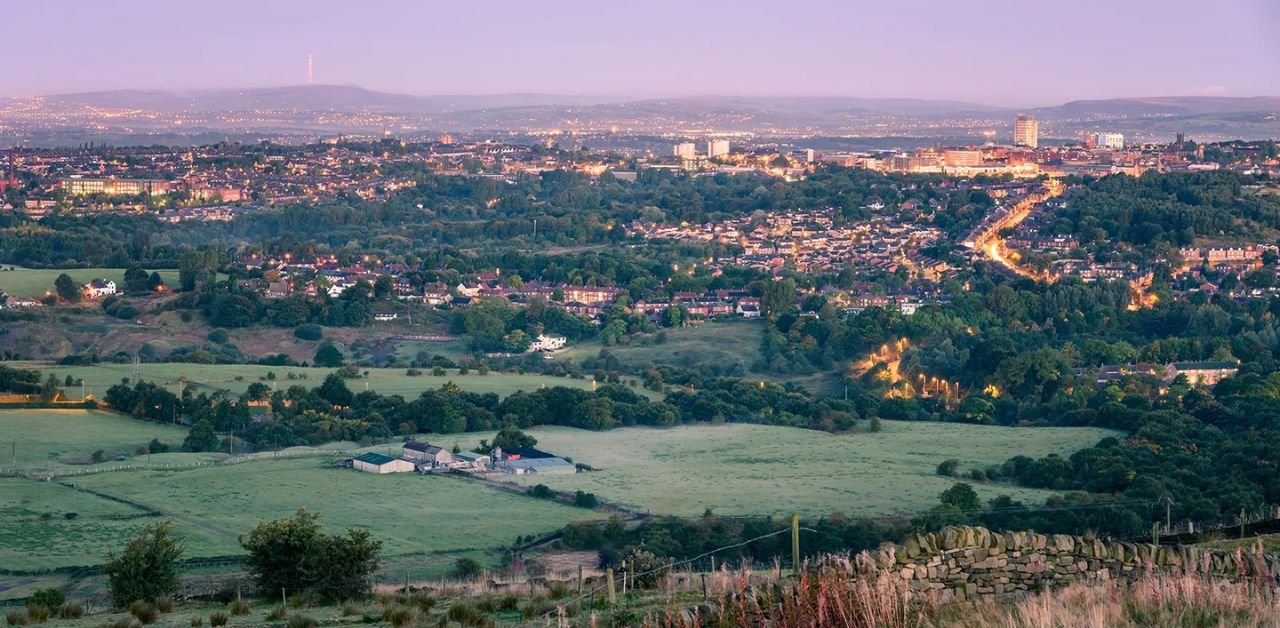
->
[500,457,577,475]
[352,452,415,474]
[402,441,454,467]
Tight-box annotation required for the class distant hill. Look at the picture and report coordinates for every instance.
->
[1036,96,1280,118]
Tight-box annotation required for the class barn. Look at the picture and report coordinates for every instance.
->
[402,441,454,467]
[352,452,415,474]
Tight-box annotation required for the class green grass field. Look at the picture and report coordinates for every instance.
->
[18,362,634,400]
[0,267,181,299]
[0,408,192,471]
[557,320,765,375]
[0,409,602,581]
[506,422,1120,517]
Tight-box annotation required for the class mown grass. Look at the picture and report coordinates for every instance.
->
[0,409,191,471]
[504,422,1119,517]
[0,267,181,299]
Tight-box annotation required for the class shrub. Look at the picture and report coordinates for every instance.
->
[452,557,483,580]
[573,490,599,509]
[22,605,47,623]
[936,458,959,477]
[287,593,307,609]
[27,588,64,610]
[266,606,288,621]
[105,522,184,607]
[294,324,324,341]
[128,601,159,624]
[529,484,555,499]
[228,599,250,616]
[446,603,487,626]
[208,611,228,627]
[155,596,174,613]
[5,609,29,625]
[207,330,229,344]
[622,548,668,589]
[57,602,83,619]
[190,617,204,627]
[340,602,360,616]
[286,615,318,628]
[382,605,417,628]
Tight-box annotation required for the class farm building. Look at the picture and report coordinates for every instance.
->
[453,451,491,470]
[352,452,415,474]
[402,441,454,467]
[495,447,576,475]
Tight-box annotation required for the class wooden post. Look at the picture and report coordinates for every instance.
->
[701,573,708,601]
[621,560,627,595]
[578,564,583,595]
[1151,522,1159,546]
[791,513,801,576]
[1241,508,1247,539]
[606,568,616,606]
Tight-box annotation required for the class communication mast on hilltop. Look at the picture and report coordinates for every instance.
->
[307,54,314,84]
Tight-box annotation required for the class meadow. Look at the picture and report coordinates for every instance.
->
[18,362,629,400]
[557,320,764,374]
[0,267,181,299]
[0,408,191,472]
[505,422,1120,517]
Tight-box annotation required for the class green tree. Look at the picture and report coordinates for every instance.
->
[103,521,184,607]
[184,419,219,452]
[314,344,344,368]
[54,273,80,303]
[939,482,982,512]
[492,427,537,451]
[241,509,381,602]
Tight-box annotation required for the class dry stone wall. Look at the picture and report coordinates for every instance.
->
[871,525,1280,602]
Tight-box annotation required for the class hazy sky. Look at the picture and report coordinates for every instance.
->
[5,0,1278,105]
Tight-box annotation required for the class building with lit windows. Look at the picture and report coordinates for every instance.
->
[1013,114,1039,148]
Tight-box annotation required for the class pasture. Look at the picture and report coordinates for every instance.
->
[507,422,1120,517]
[557,320,765,376]
[0,408,191,472]
[0,267,181,299]
[0,409,602,583]
[19,362,631,400]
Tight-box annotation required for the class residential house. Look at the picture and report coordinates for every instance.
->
[1165,361,1239,387]
[83,279,117,299]
[528,334,567,352]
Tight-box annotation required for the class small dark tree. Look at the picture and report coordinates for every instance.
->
[55,273,80,303]
[184,419,219,452]
[314,344,344,368]
[103,521,184,607]
[936,459,960,477]
[452,557,483,580]
[242,509,381,602]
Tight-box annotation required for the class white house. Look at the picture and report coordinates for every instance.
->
[352,452,415,474]
[82,279,117,299]
[374,313,398,322]
[528,334,567,353]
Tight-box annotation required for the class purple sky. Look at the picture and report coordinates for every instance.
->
[5,0,1277,105]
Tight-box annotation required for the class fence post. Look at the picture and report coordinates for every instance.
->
[791,513,801,576]
[606,568,616,606]
[578,564,583,595]
[701,573,708,601]
[1151,522,1159,546]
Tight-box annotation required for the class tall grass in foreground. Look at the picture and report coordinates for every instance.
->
[649,553,1280,627]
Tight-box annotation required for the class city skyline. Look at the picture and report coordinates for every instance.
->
[3,0,1278,106]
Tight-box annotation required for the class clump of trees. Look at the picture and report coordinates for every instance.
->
[241,509,381,602]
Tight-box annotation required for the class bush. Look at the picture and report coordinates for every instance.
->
[207,330,229,344]
[155,596,174,613]
[128,601,159,624]
[190,617,204,627]
[287,593,307,609]
[340,602,360,617]
[23,605,48,623]
[622,548,668,589]
[936,458,960,477]
[5,609,28,626]
[294,324,324,341]
[27,589,64,610]
[286,615,318,628]
[104,522,184,607]
[445,603,487,626]
[208,611,228,627]
[57,602,83,619]
[573,490,599,509]
[228,599,250,616]
[382,605,417,628]
[266,606,288,621]
[529,484,555,499]
[452,557,483,580]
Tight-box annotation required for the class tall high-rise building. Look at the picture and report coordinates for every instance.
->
[707,139,730,158]
[1013,114,1038,148]
[673,142,698,158]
